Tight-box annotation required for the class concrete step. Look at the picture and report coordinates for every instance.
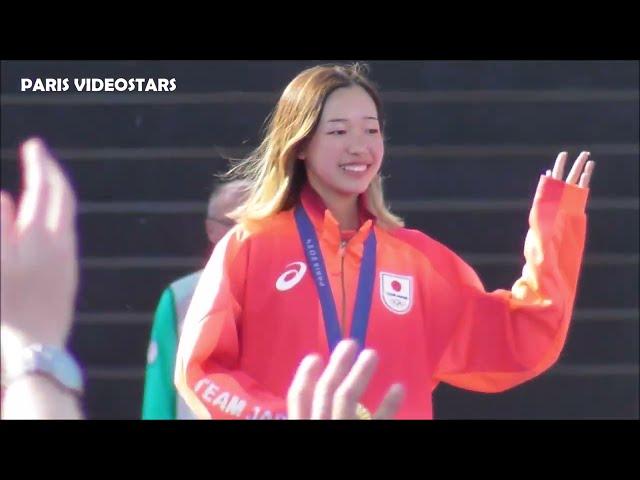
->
[3,60,637,92]
[433,369,638,419]
[72,207,638,257]
[80,366,639,419]
[75,261,637,313]
[68,313,638,369]
[2,151,637,201]
[2,99,636,149]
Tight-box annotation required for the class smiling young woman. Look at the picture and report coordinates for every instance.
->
[174,63,595,420]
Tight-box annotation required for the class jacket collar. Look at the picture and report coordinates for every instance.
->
[299,182,376,251]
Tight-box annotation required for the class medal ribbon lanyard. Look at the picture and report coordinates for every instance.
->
[294,205,376,352]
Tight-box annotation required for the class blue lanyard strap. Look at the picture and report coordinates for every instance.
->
[294,204,376,352]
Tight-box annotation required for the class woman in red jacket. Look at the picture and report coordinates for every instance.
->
[175,63,595,420]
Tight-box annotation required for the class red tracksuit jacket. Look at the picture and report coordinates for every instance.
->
[175,176,588,419]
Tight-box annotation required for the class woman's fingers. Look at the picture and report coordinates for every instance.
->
[311,339,359,419]
[579,160,596,189]
[287,354,324,419]
[373,383,405,420]
[331,348,379,419]
[566,151,590,185]
[551,151,568,180]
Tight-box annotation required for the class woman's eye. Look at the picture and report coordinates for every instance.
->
[367,128,379,134]
[328,130,347,135]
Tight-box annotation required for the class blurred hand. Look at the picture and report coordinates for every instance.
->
[1,138,79,359]
[287,339,404,419]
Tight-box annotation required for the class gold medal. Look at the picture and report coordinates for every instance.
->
[356,403,372,420]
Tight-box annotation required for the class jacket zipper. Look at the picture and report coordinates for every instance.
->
[339,239,347,335]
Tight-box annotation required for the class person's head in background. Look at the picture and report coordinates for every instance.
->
[204,179,250,249]
[226,63,403,230]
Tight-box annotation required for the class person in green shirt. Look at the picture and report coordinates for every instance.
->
[142,180,248,419]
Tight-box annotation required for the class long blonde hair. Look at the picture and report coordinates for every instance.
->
[225,63,404,229]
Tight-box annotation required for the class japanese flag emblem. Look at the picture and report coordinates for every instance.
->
[380,272,413,315]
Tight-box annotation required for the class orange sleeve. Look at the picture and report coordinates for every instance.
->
[431,176,589,392]
[174,228,286,419]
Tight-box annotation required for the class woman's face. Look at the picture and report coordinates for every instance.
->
[300,85,384,199]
